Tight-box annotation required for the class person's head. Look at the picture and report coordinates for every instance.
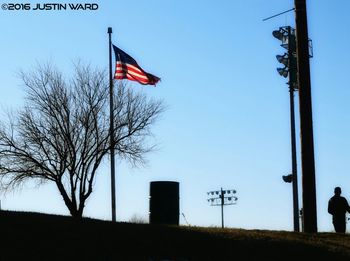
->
[334,187,342,196]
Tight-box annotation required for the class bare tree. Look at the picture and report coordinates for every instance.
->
[0,63,164,218]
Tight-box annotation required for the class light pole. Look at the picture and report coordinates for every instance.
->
[207,188,238,228]
[273,26,300,232]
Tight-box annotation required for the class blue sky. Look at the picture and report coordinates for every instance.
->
[1,0,350,232]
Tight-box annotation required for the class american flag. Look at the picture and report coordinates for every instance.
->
[113,45,160,85]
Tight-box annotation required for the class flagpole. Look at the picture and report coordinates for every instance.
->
[108,27,116,222]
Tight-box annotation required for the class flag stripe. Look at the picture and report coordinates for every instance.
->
[115,72,150,84]
[115,67,148,81]
[117,62,143,74]
[116,63,149,80]
[115,69,150,84]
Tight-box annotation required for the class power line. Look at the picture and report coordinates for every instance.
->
[262,8,295,22]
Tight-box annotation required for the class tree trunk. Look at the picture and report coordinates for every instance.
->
[56,180,83,218]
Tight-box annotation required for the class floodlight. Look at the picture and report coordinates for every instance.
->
[277,67,288,78]
[276,54,288,66]
[282,174,293,183]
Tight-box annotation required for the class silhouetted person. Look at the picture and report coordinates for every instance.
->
[328,187,350,233]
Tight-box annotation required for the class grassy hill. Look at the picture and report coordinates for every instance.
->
[1,210,350,260]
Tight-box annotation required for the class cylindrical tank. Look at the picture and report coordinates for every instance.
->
[149,181,179,225]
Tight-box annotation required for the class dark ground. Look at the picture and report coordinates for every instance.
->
[1,210,350,260]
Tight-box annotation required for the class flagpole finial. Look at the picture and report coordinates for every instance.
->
[108,27,112,34]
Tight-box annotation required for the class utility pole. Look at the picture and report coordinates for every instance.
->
[294,0,317,233]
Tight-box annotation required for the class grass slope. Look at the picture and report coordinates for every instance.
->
[1,210,350,260]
